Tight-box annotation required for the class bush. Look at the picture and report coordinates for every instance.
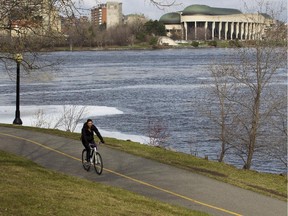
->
[136,32,146,42]
[208,40,217,47]
[191,41,199,47]
[228,40,242,48]
[149,37,158,46]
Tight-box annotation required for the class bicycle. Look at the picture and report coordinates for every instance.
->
[82,142,103,175]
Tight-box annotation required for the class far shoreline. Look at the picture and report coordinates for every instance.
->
[38,40,286,52]
[40,45,220,52]
[39,40,238,52]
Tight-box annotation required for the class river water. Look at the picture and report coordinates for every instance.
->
[0,48,286,173]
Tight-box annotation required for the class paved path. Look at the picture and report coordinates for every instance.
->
[0,126,287,216]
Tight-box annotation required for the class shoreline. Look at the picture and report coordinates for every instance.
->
[40,42,226,52]
[40,40,286,52]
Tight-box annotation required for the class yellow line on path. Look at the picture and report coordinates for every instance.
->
[0,132,242,216]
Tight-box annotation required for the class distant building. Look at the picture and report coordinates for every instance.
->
[124,14,147,25]
[91,2,122,29]
[159,4,276,41]
[0,0,61,36]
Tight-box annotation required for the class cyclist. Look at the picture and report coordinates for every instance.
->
[81,119,105,163]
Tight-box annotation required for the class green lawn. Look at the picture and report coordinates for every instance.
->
[0,150,208,216]
[1,124,287,201]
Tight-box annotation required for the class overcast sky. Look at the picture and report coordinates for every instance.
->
[79,0,286,20]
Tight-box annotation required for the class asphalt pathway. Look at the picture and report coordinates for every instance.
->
[0,126,287,216]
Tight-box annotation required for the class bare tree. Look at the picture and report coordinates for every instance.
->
[208,1,287,170]
[32,109,51,128]
[105,25,133,46]
[147,119,170,148]
[263,100,287,167]
[206,65,240,162]
[0,0,79,71]
[53,105,87,132]
[32,105,87,132]
[146,0,176,9]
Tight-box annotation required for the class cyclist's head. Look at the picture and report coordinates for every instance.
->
[86,119,93,128]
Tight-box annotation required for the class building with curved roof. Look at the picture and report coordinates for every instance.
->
[159,4,274,41]
[159,12,182,38]
[159,12,181,24]
[182,5,242,16]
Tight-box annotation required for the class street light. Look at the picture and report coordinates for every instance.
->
[13,53,23,125]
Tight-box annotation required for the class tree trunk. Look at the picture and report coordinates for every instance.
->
[244,82,261,169]
[219,113,226,162]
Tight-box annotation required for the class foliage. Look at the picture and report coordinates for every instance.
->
[136,32,146,42]
[191,41,199,47]
[58,19,167,48]
[149,36,158,46]
[208,41,217,47]
[144,20,166,36]
[228,40,242,48]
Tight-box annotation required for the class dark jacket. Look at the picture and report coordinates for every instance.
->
[81,123,104,145]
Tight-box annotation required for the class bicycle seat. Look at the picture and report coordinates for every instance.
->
[89,143,97,148]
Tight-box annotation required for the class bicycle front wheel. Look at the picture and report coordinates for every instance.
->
[82,149,90,171]
[93,152,103,175]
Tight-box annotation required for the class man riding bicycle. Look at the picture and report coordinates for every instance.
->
[81,119,105,162]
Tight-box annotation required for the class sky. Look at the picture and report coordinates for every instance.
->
[78,0,287,20]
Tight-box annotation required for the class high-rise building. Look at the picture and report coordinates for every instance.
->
[91,2,122,29]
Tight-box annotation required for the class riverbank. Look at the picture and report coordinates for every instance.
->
[41,39,287,52]
[39,40,236,52]
[1,123,286,201]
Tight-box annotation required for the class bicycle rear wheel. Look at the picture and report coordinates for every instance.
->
[82,149,90,171]
[93,152,103,175]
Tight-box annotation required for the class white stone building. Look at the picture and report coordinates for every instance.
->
[159,5,275,41]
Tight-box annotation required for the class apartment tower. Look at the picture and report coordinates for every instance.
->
[91,2,122,29]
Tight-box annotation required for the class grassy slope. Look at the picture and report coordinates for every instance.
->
[1,124,287,201]
[104,138,287,201]
[0,150,208,216]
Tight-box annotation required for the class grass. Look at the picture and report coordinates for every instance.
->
[0,150,209,216]
[105,138,287,201]
[1,124,287,201]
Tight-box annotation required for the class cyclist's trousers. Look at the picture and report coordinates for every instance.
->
[82,140,95,161]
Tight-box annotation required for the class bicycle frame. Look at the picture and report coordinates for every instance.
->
[89,145,98,163]
[82,142,103,175]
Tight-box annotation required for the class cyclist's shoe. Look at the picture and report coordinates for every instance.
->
[83,159,90,165]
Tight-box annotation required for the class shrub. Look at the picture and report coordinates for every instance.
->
[149,36,158,46]
[229,40,242,48]
[191,41,199,47]
[208,40,217,47]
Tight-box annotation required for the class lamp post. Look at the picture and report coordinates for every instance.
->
[13,54,23,125]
